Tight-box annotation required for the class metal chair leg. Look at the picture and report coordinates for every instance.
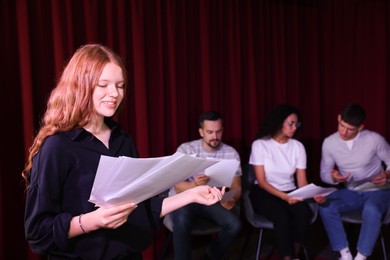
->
[301,244,310,260]
[255,228,263,260]
[380,231,388,260]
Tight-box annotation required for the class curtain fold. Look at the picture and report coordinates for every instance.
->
[3,0,390,259]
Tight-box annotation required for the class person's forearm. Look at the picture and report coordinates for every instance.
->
[321,167,338,184]
[297,177,308,188]
[259,181,287,201]
[68,215,86,238]
[228,176,241,202]
[68,213,98,238]
[160,190,194,217]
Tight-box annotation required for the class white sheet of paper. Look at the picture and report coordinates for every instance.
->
[90,156,163,204]
[89,152,219,206]
[287,183,337,200]
[204,159,239,187]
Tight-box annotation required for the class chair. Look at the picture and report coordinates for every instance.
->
[239,164,318,260]
[331,208,390,260]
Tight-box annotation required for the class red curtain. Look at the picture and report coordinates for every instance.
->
[2,0,390,259]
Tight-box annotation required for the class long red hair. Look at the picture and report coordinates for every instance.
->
[22,44,127,186]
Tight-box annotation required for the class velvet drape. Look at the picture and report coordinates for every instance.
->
[2,0,390,259]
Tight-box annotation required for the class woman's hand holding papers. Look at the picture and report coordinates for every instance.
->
[94,202,138,229]
[69,202,138,237]
[282,193,303,205]
[73,185,226,235]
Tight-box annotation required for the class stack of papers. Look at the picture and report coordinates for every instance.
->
[204,158,239,187]
[287,183,337,200]
[89,152,219,206]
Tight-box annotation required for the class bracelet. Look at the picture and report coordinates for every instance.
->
[78,214,87,234]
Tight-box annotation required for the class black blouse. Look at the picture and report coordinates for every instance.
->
[25,119,164,259]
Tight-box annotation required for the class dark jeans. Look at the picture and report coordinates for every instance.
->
[171,202,241,260]
[250,185,312,258]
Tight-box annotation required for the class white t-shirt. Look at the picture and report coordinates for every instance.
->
[249,138,306,191]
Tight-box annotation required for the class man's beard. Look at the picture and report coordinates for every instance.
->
[206,139,221,149]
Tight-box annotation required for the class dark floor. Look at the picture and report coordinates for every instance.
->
[156,217,390,260]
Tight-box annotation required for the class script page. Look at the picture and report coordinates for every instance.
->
[89,152,219,206]
[287,183,337,200]
[204,159,240,187]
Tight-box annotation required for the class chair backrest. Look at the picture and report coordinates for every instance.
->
[241,164,275,229]
[242,164,256,192]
